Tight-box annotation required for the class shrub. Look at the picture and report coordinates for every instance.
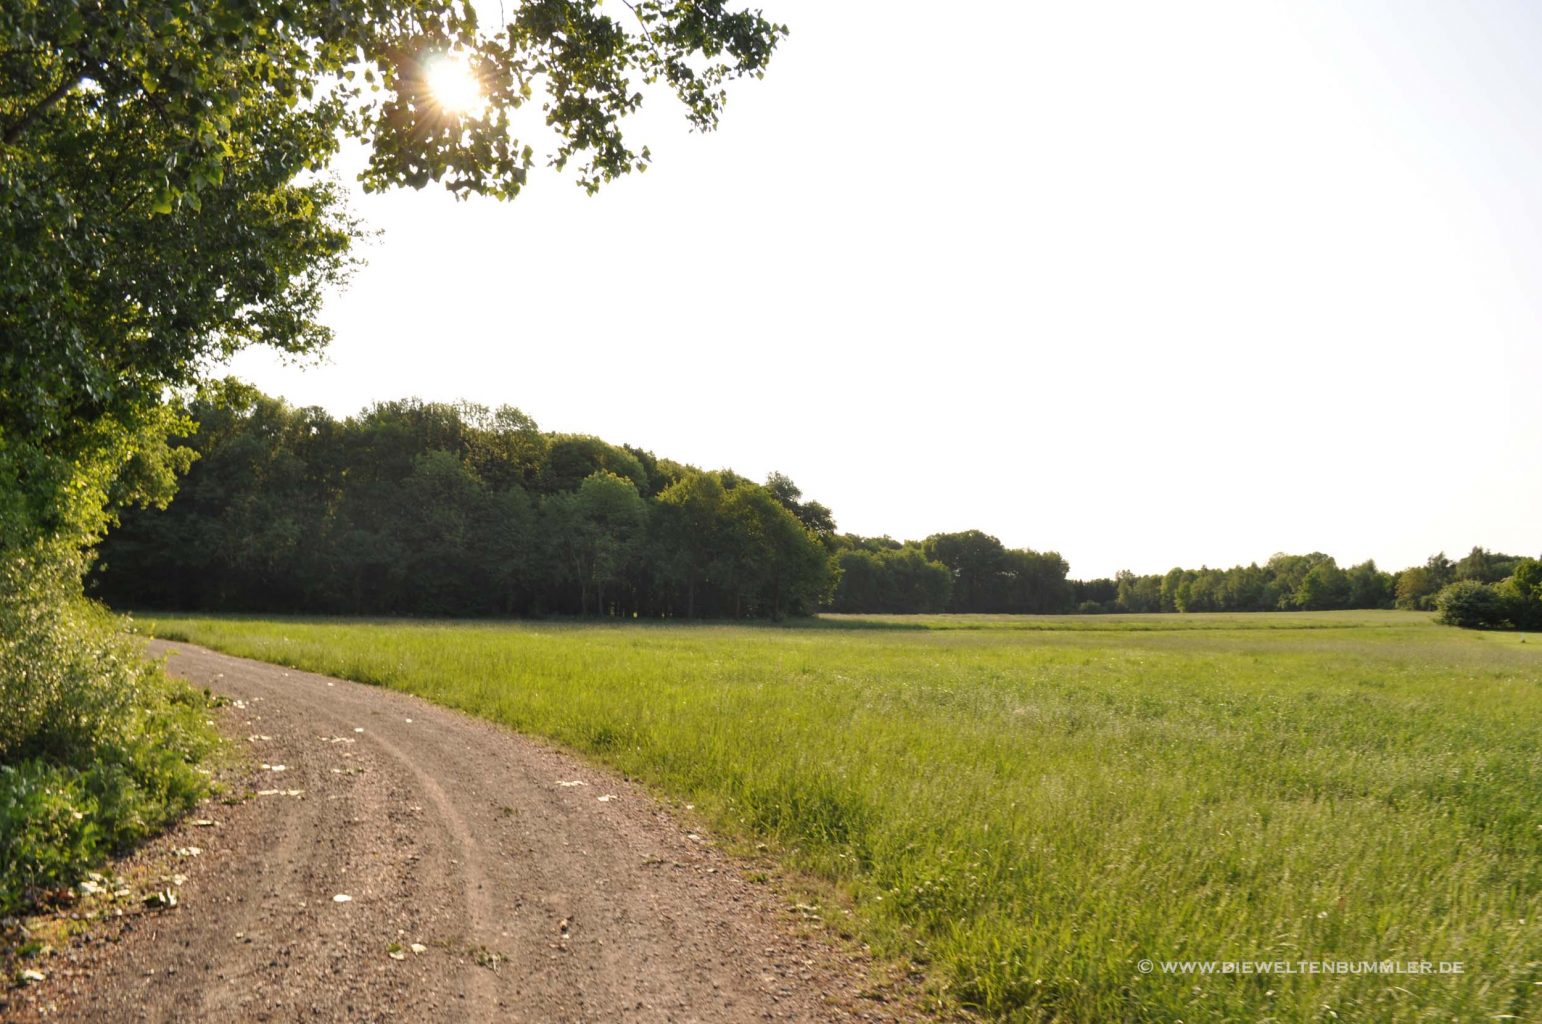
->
[1434,580,1514,630]
[0,545,218,913]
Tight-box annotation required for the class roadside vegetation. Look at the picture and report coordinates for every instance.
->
[148,611,1541,1023]
[0,551,217,916]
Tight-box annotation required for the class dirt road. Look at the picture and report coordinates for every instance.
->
[6,642,923,1023]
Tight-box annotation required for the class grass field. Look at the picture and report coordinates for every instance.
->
[143,610,1541,1023]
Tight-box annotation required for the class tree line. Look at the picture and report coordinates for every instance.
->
[93,386,1102,619]
[94,385,837,619]
[1059,549,1538,617]
[828,543,1539,620]
[93,387,1084,618]
[826,531,1069,614]
[93,387,1537,625]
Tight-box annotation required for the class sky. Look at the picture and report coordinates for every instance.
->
[225,0,1542,579]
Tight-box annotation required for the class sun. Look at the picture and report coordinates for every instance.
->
[424,52,485,116]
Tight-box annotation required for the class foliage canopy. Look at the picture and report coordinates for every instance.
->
[1,0,784,551]
[94,387,838,618]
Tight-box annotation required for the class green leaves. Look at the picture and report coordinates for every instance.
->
[3,0,783,559]
[0,544,218,916]
[89,393,841,620]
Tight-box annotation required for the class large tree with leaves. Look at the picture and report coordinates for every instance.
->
[1,0,785,553]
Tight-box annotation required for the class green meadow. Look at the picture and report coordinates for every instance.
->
[145,610,1541,1023]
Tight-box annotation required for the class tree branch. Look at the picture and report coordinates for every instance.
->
[2,73,80,146]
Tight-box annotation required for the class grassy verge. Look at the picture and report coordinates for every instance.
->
[146,611,1540,1022]
[0,551,218,918]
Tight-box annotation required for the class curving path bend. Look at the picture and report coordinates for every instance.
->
[5,641,922,1024]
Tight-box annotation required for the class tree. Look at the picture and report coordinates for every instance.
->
[1497,558,1542,630]
[1424,552,1456,591]
[1395,567,1438,611]
[924,531,1007,613]
[1294,559,1350,611]
[396,450,498,614]
[1070,578,1117,613]
[719,483,833,619]
[621,445,679,499]
[830,549,882,612]
[766,472,837,543]
[652,470,728,618]
[546,471,648,615]
[1346,560,1391,609]
[538,435,650,494]
[1512,558,1542,599]
[450,403,545,491]
[1001,548,1072,614]
[1160,568,1190,613]
[829,545,951,613]
[1454,546,1526,585]
[1227,563,1271,611]
[1115,570,1161,613]
[3,0,786,563]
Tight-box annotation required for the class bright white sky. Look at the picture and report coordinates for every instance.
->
[226,0,1542,579]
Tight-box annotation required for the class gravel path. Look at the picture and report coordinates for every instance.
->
[3,642,927,1023]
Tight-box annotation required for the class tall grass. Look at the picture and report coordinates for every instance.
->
[148,611,1541,1022]
[0,549,217,916]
